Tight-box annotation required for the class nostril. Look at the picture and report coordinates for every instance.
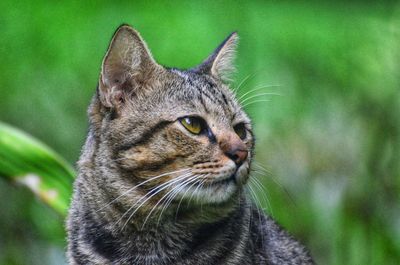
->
[235,160,243,167]
[225,149,248,166]
[227,153,239,163]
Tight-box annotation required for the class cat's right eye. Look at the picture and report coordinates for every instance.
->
[234,123,247,140]
[179,117,204,135]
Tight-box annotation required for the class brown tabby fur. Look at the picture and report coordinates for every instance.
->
[67,24,314,265]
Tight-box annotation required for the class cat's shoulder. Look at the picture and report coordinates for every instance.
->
[250,208,314,264]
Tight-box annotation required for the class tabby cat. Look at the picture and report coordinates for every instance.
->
[67,24,314,265]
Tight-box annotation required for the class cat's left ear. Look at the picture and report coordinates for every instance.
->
[193,32,238,82]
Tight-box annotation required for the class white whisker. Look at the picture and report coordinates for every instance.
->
[117,172,192,231]
[174,176,203,220]
[242,99,272,108]
[96,168,190,213]
[251,177,274,217]
[157,175,200,226]
[141,174,198,229]
[240,92,281,104]
[238,85,281,101]
[187,174,210,206]
[233,72,257,94]
[253,162,272,174]
[253,162,296,207]
[247,184,265,245]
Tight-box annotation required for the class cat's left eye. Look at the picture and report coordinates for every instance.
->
[179,117,204,135]
[234,123,247,140]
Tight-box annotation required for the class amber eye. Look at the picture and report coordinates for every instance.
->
[179,117,204,135]
[234,123,247,140]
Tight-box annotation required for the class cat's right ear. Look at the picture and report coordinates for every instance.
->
[99,25,160,108]
[192,32,239,83]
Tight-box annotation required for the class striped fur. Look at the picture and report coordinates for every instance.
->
[67,25,314,265]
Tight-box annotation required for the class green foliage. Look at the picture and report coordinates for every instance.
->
[0,122,74,215]
[0,1,399,264]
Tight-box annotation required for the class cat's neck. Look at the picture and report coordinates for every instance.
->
[78,179,252,264]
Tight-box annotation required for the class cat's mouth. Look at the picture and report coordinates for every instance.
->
[192,161,249,187]
[196,168,236,185]
[203,165,250,187]
[172,166,248,205]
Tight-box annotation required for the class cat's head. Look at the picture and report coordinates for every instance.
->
[89,25,254,206]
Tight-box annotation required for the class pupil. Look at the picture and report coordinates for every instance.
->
[235,124,246,139]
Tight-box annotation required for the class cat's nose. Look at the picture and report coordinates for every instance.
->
[219,132,248,166]
[225,148,248,167]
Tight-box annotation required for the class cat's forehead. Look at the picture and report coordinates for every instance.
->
[163,69,247,124]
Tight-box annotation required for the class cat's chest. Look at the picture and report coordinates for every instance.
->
[89,225,255,265]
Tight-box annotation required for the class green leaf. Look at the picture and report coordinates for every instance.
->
[0,122,75,216]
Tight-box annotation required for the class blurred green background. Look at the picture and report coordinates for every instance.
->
[1,1,400,264]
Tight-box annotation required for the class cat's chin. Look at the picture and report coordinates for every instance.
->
[176,173,249,205]
[192,178,238,204]
[165,163,244,204]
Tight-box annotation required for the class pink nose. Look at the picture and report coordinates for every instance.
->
[225,148,248,166]
[219,132,248,166]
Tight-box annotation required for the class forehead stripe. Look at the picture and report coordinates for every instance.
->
[204,82,229,107]
[117,120,171,152]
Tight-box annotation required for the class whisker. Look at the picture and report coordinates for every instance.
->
[193,176,208,216]
[242,99,271,108]
[117,172,192,231]
[253,163,296,207]
[116,175,187,230]
[142,183,183,229]
[240,92,281,104]
[199,178,209,213]
[187,174,210,206]
[157,175,200,227]
[156,188,180,227]
[247,184,266,249]
[120,174,191,231]
[250,177,265,201]
[252,169,271,177]
[248,190,253,233]
[173,175,204,221]
[157,182,184,224]
[97,168,190,213]
[247,182,261,208]
[141,174,198,229]
[233,72,257,94]
[156,184,182,228]
[247,185,264,232]
[238,85,282,102]
[251,177,274,217]
[253,162,273,175]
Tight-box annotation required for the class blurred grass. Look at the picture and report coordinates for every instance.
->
[0,1,400,264]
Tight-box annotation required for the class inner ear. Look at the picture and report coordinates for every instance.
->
[98,25,161,109]
[192,32,238,82]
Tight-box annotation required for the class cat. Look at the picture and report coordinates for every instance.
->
[67,24,314,265]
